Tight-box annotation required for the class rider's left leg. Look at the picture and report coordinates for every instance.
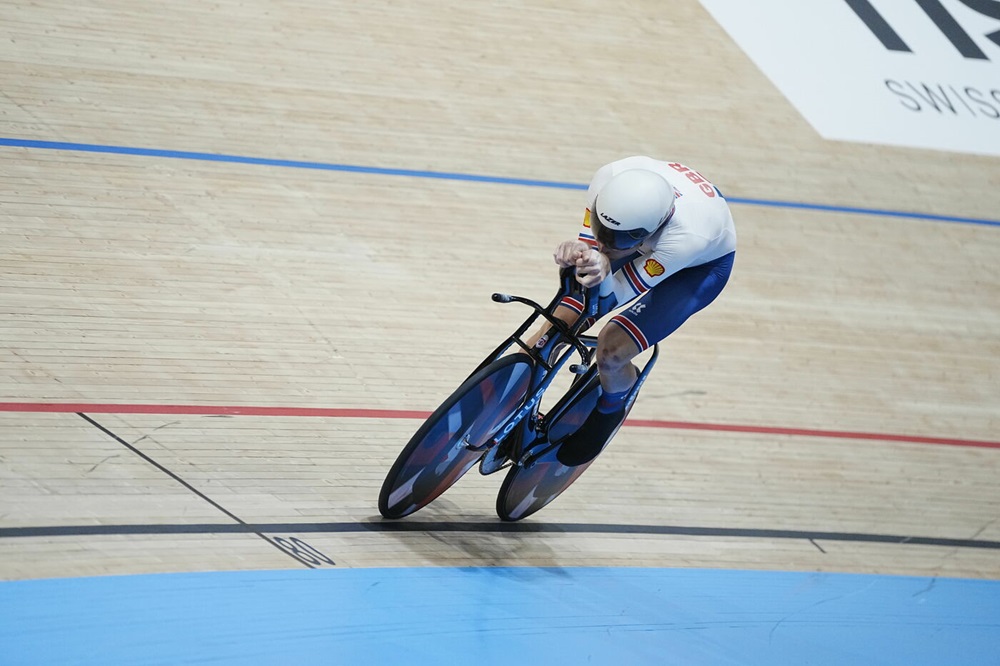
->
[556,326,640,466]
[595,324,641,394]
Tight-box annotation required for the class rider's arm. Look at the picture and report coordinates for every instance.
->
[605,229,710,304]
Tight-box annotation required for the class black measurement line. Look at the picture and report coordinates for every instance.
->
[75,413,326,568]
[5,516,999,551]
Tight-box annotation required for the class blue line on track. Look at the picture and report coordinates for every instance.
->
[0,138,583,190]
[3,137,998,227]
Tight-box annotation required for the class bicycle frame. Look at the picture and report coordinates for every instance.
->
[380,269,661,520]
[463,269,598,460]
[468,267,657,470]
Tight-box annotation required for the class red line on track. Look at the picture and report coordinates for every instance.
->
[0,402,430,420]
[624,419,1000,449]
[0,402,997,450]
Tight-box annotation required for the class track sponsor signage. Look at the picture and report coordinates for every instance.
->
[699,0,1000,156]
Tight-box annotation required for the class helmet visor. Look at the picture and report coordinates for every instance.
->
[594,222,650,251]
[592,199,674,251]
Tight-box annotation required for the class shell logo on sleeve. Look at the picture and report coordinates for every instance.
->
[643,259,665,277]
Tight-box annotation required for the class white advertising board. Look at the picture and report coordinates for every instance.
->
[699,0,1000,156]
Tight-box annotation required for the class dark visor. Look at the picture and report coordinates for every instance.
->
[593,205,673,251]
[593,222,651,250]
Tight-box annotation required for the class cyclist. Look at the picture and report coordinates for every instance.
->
[539,155,737,465]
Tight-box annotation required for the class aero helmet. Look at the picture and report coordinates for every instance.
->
[593,169,676,250]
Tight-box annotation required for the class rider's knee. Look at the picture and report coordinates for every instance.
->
[595,326,639,371]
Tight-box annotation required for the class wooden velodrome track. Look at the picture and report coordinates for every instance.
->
[1,0,998,584]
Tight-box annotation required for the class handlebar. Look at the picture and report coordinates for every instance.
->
[488,266,601,370]
[492,267,598,321]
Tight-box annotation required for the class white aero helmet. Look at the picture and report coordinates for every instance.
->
[593,169,676,250]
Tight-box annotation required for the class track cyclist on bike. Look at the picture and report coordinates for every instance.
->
[539,156,737,465]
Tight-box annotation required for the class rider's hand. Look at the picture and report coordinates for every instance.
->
[553,240,609,287]
[573,248,609,288]
[553,240,590,268]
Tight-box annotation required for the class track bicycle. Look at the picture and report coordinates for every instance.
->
[378,267,658,521]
